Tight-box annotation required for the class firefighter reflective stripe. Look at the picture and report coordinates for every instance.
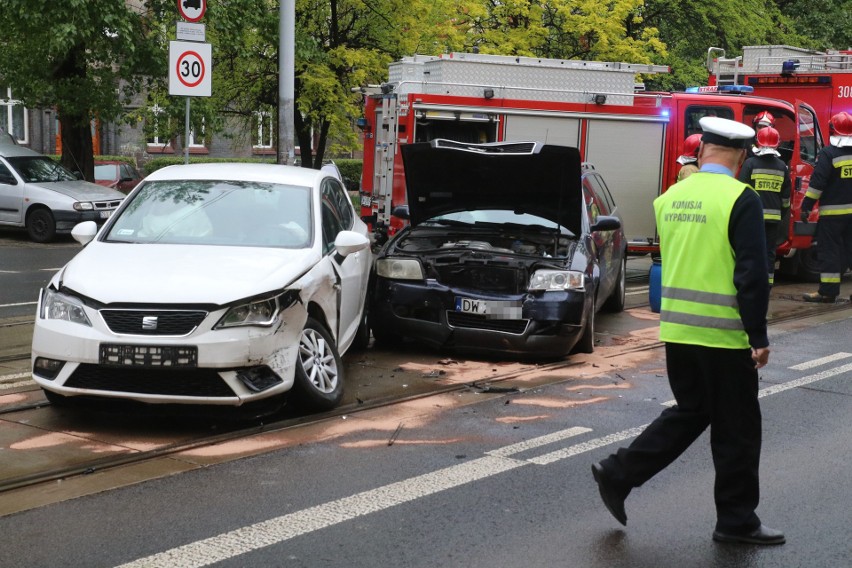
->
[763,208,782,220]
[821,273,842,283]
[782,197,790,207]
[817,203,852,215]
[654,173,751,350]
[750,169,785,192]
[805,187,823,200]
[832,156,852,177]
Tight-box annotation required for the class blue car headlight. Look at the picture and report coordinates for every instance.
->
[40,288,92,326]
[528,270,585,291]
[376,258,425,280]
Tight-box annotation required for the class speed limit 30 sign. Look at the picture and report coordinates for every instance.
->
[169,41,212,97]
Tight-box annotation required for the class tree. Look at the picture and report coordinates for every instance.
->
[635,0,809,91]
[0,0,169,179]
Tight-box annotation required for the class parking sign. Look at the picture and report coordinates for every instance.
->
[169,41,212,97]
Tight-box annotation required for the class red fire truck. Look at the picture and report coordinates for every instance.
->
[707,45,852,144]
[358,52,825,278]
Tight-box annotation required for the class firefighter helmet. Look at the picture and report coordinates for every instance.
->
[756,126,780,148]
[753,126,781,157]
[676,133,702,165]
[753,111,775,129]
[829,111,852,148]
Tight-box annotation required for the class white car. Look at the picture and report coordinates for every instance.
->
[31,163,372,412]
[0,143,125,243]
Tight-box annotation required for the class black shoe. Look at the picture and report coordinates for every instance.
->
[803,292,836,303]
[591,462,627,526]
[712,524,786,545]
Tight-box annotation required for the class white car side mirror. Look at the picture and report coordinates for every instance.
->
[334,230,370,257]
[71,221,98,245]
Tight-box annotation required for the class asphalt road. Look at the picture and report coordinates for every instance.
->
[0,310,848,567]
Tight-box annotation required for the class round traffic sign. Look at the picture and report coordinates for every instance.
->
[178,0,206,23]
[175,50,205,88]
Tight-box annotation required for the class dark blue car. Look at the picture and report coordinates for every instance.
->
[369,139,627,359]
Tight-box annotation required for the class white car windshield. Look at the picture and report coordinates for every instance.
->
[104,179,312,247]
[7,156,78,183]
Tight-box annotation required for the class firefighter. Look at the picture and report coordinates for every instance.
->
[737,126,791,286]
[750,111,775,158]
[591,117,784,545]
[801,111,852,302]
[676,133,702,181]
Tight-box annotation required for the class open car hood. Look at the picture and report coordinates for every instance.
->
[401,140,583,235]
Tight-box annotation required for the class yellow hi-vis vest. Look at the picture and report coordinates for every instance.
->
[654,173,751,349]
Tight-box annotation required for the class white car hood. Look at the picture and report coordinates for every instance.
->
[30,179,125,202]
[57,242,321,305]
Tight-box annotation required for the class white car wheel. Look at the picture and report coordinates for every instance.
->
[293,317,344,410]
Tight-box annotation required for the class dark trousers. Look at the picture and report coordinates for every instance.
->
[600,343,762,533]
[816,216,852,297]
[765,221,780,285]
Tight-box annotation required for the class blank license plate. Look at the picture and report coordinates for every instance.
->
[455,298,523,319]
[99,344,198,367]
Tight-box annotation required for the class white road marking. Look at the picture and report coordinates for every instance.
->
[0,379,33,391]
[0,372,32,381]
[758,362,852,399]
[486,426,591,457]
[788,352,852,371]
[115,357,851,568]
[626,286,649,297]
[0,301,36,308]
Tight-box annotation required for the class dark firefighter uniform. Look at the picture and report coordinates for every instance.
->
[738,154,791,285]
[802,143,852,298]
[597,164,770,535]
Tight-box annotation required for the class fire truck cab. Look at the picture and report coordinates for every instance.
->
[359,52,824,278]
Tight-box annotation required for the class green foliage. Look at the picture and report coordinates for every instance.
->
[143,156,276,175]
[332,159,363,192]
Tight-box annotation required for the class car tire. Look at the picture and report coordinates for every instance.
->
[572,299,596,355]
[350,307,370,351]
[602,255,626,313]
[795,246,821,283]
[26,208,57,243]
[371,323,402,349]
[292,317,344,410]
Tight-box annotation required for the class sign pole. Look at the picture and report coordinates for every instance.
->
[185,97,191,164]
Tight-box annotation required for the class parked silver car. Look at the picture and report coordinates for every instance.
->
[0,144,125,242]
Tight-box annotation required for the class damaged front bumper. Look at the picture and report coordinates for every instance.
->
[371,278,589,358]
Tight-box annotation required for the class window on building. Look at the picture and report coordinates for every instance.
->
[253,110,275,150]
[188,116,206,149]
[146,104,172,151]
[1,88,28,144]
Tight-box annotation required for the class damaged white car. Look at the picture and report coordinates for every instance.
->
[31,163,371,412]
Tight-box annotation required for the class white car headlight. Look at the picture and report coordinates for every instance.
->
[73,202,94,211]
[377,258,425,280]
[215,291,298,329]
[528,269,585,291]
[40,288,92,326]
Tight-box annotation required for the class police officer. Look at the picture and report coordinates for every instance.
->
[591,117,784,545]
[801,111,852,302]
[738,126,791,286]
[676,133,702,182]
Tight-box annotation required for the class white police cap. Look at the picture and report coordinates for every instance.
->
[699,116,755,149]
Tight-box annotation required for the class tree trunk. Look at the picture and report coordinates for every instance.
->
[58,111,94,181]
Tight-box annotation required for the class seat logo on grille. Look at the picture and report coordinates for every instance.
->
[142,316,159,330]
